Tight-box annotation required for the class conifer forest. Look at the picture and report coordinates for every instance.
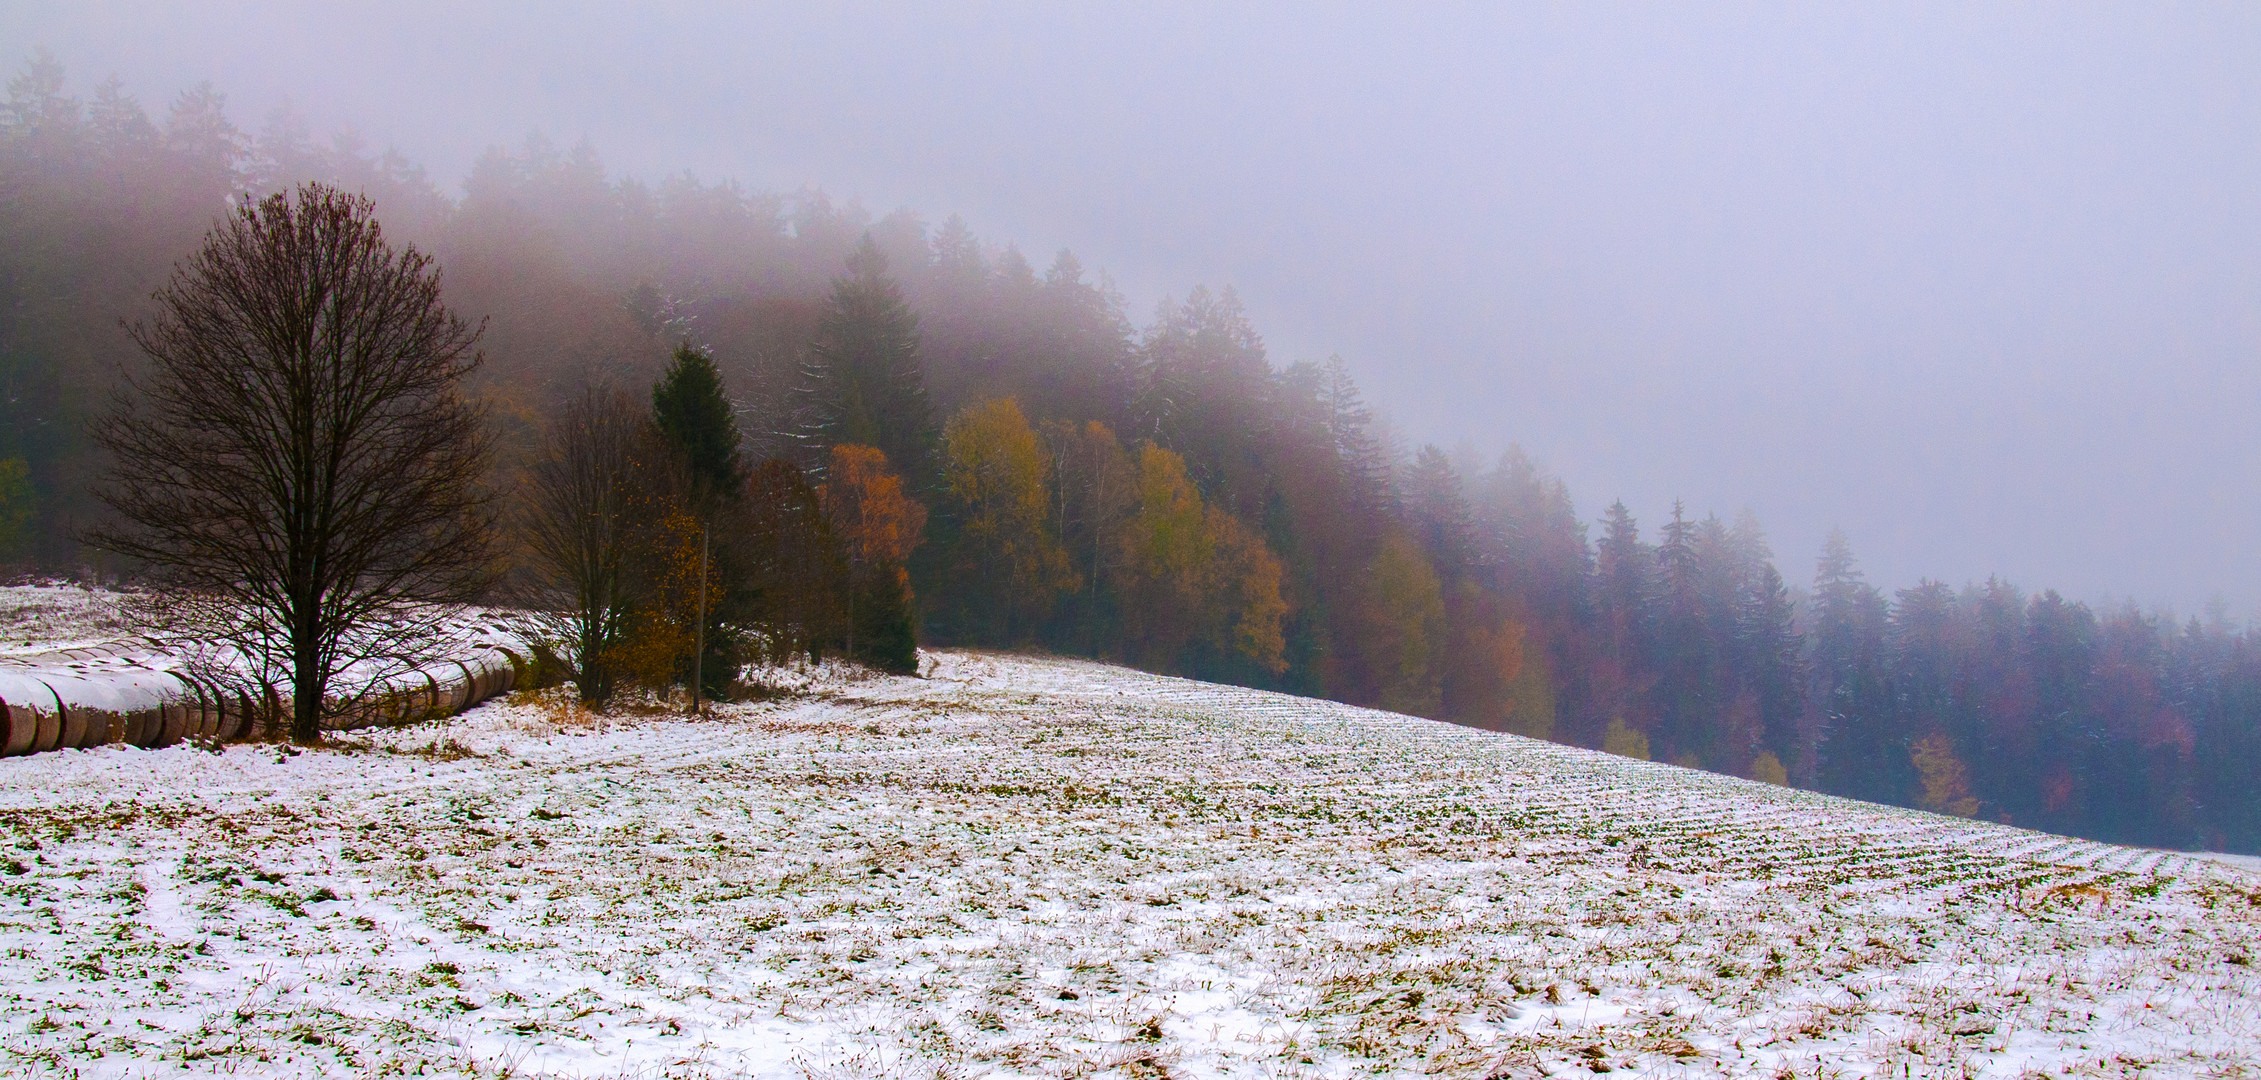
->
[4,54,2258,856]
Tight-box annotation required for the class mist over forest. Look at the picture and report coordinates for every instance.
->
[3,43,2260,855]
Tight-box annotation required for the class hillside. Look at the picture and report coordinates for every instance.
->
[0,650,2255,1078]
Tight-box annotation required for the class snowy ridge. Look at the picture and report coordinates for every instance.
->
[0,649,2254,1078]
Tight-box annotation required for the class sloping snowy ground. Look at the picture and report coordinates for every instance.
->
[0,650,2254,1079]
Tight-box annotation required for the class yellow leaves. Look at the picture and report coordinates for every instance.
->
[1125,442,1212,590]
[1364,533,1445,716]
[945,400,1052,547]
[1202,504,1289,676]
[1604,717,1652,761]
[1113,441,1288,676]
[942,400,1077,627]
[1910,732,1980,817]
[1502,653,1557,741]
[1750,750,1790,786]
[605,503,720,694]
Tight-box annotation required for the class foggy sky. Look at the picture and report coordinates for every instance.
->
[11,2,2261,617]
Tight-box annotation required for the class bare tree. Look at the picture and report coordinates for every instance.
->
[90,183,495,743]
[518,383,641,704]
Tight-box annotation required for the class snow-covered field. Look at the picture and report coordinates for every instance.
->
[0,649,2255,1079]
[0,584,141,658]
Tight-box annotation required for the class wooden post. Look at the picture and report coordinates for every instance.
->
[693,524,708,716]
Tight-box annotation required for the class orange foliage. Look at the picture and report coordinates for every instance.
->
[819,444,927,571]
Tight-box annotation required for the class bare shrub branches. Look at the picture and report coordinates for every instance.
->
[516,384,640,704]
[90,183,495,742]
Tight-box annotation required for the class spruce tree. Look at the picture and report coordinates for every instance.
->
[796,235,934,483]
[1810,529,1894,801]
[652,342,744,509]
[1402,445,1477,583]
[651,343,744,701]
[1727,512,1806,781]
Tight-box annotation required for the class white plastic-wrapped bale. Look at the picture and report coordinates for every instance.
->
[466,648,513,703]
[436,661,474,716]
[0,670,60,756]
[489,645,525,695]
[172,673,217,740]
[35,663,176,748]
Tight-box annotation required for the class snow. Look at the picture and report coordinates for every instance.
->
[0,647,2254,1078]
[0,583,140,657]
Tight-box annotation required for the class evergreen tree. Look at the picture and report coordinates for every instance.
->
[647,342,748,700]
[1318,355,1394,518]
[1810,530,1897,801]
[1136,285,1271,515]
[652,342,745,510]
[2023,589,2100,833]
[1652,502,1721,766]
[795,235,933,484]
[1592,502,1657,748]
[1595,503,1654,653]
[1402,445,1477,582]
[1726,513,1805,781]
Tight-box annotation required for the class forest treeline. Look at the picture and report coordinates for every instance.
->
[3,56,2257,852]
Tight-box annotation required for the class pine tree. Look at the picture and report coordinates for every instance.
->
[652,342,744,510]
[1810,529,1896,800]
[1135,285,1271,514]
[1318,355,1393,517]
[1727,512,1805,781]
[795,235,933,484]
[1402,445,1477,582]
[1592,501,1656,751]
[1652,502,1720,766]
[648,343,747,701]
[1596,502,1654,660]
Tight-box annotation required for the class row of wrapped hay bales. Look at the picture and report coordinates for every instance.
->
[0,643,522,756]
[0,652,184,754]
[318,646,522,732]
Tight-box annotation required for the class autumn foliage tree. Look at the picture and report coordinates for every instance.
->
[16,58,2261,853]
[1044,418,1136,650]
[609,478,723,696]
[936,399,1078,643]
[1361,533,1447,717]
[1112,442,1287,678]
[818,444,926,673]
